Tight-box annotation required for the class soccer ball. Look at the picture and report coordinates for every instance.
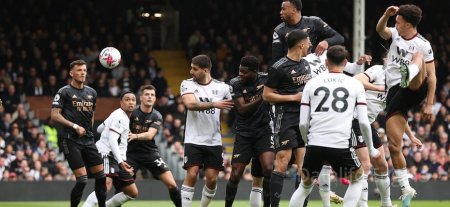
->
[99,47,121,69]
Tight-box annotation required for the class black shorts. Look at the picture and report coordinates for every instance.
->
[273,109,305,151]
[385,83,427,120]
[183,143,224,171]
[302,146,361,179]
[102,154,134,189]
[61,139,103,170]
[127,152,170,179]
[231,133,274,165]
[351,119,383,149]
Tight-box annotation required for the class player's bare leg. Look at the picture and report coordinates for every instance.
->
[371,146,393,207]
[225,163,247,207]
[355,147,371,207]
[181,166,199,207]
[387,115,416,206]
[159,171,182,207]
[270,149,292,207]
[200,168,220,207]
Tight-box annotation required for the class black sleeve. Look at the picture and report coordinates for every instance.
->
[51,88,65,109]
[271,31,284,64]
[265,68,282,89]
[315,18,344,46]
[150,111,163,130]
[229,79,243,100]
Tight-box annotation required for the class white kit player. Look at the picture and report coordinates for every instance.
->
[83,91,137,207]
[180,54,233,207]
[376,4,435,206]
[302,50,372,206]
[289,46,380,207]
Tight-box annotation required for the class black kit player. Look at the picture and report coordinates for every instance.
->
[126,85,181,207]
[225,56,275,207]
[263,29,311,207]
[51,59,107,207]
[272,0,344,61]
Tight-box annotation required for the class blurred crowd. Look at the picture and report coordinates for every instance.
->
[1,0,449,182]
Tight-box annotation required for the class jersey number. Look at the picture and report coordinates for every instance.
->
[314,87,349,112]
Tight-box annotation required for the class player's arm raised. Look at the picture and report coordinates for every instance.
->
[376,6,398,40]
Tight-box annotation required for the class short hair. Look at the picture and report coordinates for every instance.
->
[286,29,309,49]
[397,4,422,27]
[191,54,212,70]
[139,85,156,95]
[119,90,134,100]
[69,60,86,70]
[283,0,302,11]
[240,56,259,71]
[326,45,348,66]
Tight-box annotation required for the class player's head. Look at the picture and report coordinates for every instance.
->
[396,4,422,34]
[286,29,311,55]
[139,85,156,108]
[239,55,259,84]
[119,90,136,113]
[69,59,87,84]
[280,0,302,23]
[190,54,212,82]
[325,45,348,69]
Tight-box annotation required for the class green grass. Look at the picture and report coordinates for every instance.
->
[0,200,449,207]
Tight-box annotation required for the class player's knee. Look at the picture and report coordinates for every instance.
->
[127,188,138,199]
[388,142,401,154]
[230,169,244,181]
[205,175,218,186]
[76,175,88,184]
[92,170,106,180]
[262,166,273,177]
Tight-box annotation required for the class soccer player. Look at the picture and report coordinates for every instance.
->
[376,4,435,206]
[263,29,311,207]
[83,91,137,207]
[180,54,233,207]
[272,0,344,61]
[290,45,380,207]
[51,60,106,207]
[126,85,181,207]
[225,56,274,207]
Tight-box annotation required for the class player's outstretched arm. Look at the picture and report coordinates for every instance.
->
[354,73,384,92]
[376,6,398,40]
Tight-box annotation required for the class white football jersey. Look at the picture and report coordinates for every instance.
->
[301,72,367,148]
[305,51,363,78]
[180,78,232,146]
[364,65,386,123]
[385,27,434,89]
[96,108,129,161]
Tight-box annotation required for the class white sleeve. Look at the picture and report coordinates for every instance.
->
[97,122,106,133]
[363,65,382,82]
[422,42,434,63]
[224,84,232,100]
[107,116,125,163]
[180,80,194,96]
[355,82,376,152]
[344,62,364,75]
[299,83,312,144]
[388,27,398,40]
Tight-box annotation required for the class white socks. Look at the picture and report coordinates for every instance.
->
[106,192,134,207]
[318,165,331,207]
[394,168,411,193]
[181,185,195,207]
[289,182,313,207]
[358,174,369,207]
[82,191,98,207]
[375,172,392,206]
[200,185,216,207]
[343,176,363,207]
[249,187,262,207]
